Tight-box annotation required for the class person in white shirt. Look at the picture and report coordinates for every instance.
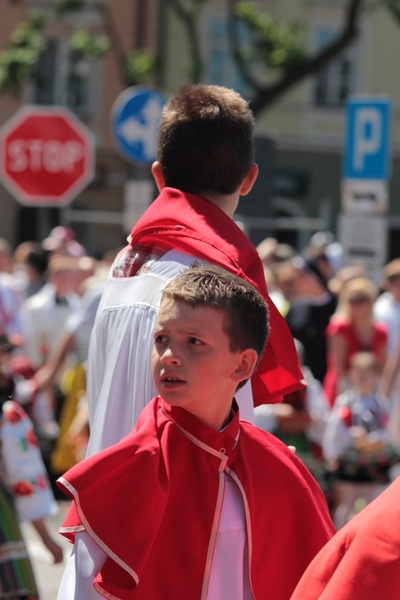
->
[85,84,304,457]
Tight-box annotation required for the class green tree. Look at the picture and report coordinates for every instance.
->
[0,0,155,96]
[167,0,397,116]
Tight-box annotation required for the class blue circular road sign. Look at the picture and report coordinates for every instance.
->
[111,86,166,165]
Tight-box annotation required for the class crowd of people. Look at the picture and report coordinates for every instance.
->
[0,227,114,598]
[257,234,400,527]
[0,82,399,599]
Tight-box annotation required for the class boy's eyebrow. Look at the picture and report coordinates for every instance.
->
[154,322,211,337]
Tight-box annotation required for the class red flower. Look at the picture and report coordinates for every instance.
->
[339,406,353,428]
[3,402,25,423]
[26,428,39,448]
[36,474,49,490]
[12,480,34,496]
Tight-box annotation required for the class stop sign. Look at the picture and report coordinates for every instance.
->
[0,105,95,206]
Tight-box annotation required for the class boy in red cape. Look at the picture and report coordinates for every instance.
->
[57,266,334,600]
[85,83,305,456]
[290,475,400,599]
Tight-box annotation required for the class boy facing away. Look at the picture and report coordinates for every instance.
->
[57,265,334,600]
[85,84,304,456]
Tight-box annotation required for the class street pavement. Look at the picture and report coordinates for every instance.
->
[21,501,72,600]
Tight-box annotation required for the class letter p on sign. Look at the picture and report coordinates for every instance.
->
[344,97,391,182]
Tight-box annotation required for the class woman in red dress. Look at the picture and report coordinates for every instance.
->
[323,276,387,407]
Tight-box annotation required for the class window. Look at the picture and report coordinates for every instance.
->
[32,38,95,117]
[203,16,250,97]
[312,26,356,108]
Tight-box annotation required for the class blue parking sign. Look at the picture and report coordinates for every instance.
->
[111,86,166,165]
[343,97,391,181]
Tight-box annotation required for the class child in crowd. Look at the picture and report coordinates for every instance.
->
[323,351,397,528]
[0,333,63,599]
[56,265,334,600]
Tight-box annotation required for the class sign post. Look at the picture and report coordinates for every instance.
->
[110,86,166,232]
[340,96,391,280]
[0,105,95,206]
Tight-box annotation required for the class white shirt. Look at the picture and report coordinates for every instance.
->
[21,283,81,369]
[374,292,400,444]
[374,292,400,358]
[0,274,25,340]
[57,473,252,600]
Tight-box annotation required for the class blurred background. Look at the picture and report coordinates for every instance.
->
[0,0,398,270]
[2,3,400,593]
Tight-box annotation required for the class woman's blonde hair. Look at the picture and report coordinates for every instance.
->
[336,276,378,316]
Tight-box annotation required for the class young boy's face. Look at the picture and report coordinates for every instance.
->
[152,297,254,430]
[350,366,379,396]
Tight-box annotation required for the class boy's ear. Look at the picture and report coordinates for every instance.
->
[239,163,258,196]
[152,161,165,191]
[231,349,258,384]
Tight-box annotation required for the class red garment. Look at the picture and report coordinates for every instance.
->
[290,476,400,600]
[58,397,334,600]
[127,187,305,405]
[323,316,387,406]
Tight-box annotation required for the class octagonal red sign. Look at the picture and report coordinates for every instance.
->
[0,105,95,206]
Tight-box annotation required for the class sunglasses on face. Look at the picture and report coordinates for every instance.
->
[348,294,371,305]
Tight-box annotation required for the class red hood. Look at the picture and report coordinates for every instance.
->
[128,188,305,405]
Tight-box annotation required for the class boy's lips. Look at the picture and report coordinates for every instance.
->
[160,373,186,388]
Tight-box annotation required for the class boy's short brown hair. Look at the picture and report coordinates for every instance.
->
[156,84,255,196]
[161,264,269,368]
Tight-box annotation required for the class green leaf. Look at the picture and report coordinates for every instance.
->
[234,1,306,72]
[70,28,110,59]
[0,9,47,93]
[124,50,156,86]
[54,0,85,17]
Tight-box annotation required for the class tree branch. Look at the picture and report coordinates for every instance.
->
[227,0,367,116]
[86,0,127,85]
[165,0,204,82]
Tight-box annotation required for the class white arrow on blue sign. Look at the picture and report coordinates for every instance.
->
[343,96,392,181]
[111,86,166,165]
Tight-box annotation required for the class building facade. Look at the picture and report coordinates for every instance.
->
[1,1,400,264]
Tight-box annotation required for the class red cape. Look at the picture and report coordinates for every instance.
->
[58,398,334,600]
[290,476,400,599]
[128,187,305,405]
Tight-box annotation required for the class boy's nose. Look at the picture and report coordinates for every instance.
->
[160,346,182,366]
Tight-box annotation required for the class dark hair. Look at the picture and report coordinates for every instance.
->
[161,265,269,388]
[25,248,49,276]
[156,84,255,195]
